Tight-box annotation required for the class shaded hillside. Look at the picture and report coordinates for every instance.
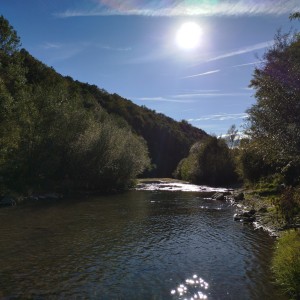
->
[21,50,207,177]
[78,87,207,177]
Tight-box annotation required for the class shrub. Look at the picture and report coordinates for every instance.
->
[175,137,238,186]
[274,187,300,225]
[272,230,300,299]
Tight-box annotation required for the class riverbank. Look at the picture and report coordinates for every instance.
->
[232,188,300,237]
[137,179,300,237]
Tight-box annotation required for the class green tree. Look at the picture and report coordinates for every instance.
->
[247,31,300,184]
[175,137,238,186]
[70,119,150,192]
[0,15,21,55]
[237,139,275,184]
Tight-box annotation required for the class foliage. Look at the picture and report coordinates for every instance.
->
[69,120,150,192]
[175,136,238,186]
[92,92,207,177]
[0,15,206,195]
[237,139,276,184]
[274,187,300,225]
[272,230,300,299]
[0,15,21,55]
[0,16,153,194]
[289,12,300,20]
[246,30,300,185]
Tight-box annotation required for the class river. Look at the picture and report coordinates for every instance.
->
[0,188,286,299]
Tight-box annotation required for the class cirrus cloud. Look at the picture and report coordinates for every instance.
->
[56,0,300,18]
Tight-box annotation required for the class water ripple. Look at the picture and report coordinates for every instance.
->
[0,191,286,299]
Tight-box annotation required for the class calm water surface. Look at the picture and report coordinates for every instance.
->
[0,190,286,299]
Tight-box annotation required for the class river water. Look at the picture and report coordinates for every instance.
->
[0,189,286,299]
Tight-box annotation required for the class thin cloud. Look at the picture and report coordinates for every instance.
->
[137,97,194,103]
[39,42,89,62]
[189,113,248,122]
[56,0,300,17]
[136,92,251,103]
[232,61,264,68]
[42,42,62,49]
[208,41,273,62]
[98,45,132,51]
[172,92,251,98]
[182,70,220,79]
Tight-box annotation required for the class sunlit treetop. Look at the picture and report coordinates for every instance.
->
[0,15,21,55]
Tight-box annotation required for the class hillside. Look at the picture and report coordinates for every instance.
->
[21,49,207,177]
[0,15,208,194]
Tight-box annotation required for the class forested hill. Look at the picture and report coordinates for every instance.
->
[21,49,207,177]
[79,87,207,177]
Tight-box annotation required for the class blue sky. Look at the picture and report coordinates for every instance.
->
[2,0,299,135]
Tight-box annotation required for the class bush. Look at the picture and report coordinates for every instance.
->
[272,230,300,299]
[175,137,238,186]
[274,187,300,225]
[237,139,275,184]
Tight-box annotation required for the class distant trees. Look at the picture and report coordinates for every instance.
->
[95,93,207,177]
[175,136,238,186]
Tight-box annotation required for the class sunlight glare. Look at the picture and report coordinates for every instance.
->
[176,22,202,50]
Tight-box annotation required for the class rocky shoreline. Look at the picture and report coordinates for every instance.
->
[136,179,284,236]
[213,189,300,237]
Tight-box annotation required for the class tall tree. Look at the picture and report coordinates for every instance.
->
[226,124,238,149]
[247,31,300,182]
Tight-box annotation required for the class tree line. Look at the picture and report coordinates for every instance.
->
[0,16,151,194]
[0,15,207,195]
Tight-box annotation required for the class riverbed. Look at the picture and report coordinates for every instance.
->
[0,188,286,299]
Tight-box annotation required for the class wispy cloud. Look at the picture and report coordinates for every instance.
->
[182,70,220,79]
[135,91,251,103]
[40,41,131,63]
[208,41,273,62]
[42,42,62,49]
[172,92,251,98]
[189,113,248,122]
[56,0,299,17]
[232,61,264,68]
[98,45,132,51]
[137,97,194,103]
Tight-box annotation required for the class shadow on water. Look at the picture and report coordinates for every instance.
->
[0,190,287,299]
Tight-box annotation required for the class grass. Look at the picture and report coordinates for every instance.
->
[272,230,300,299]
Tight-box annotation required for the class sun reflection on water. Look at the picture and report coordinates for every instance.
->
[171,274,209,299]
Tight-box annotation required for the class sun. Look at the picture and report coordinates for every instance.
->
[176,22,202,50]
